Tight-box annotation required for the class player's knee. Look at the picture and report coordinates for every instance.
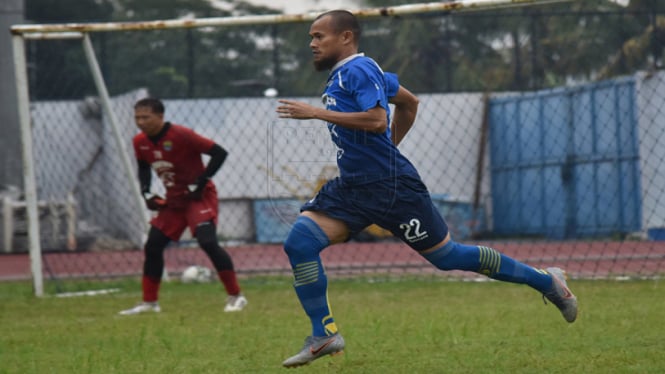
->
[198,239,219,254]
[421,240,486,273]
[195,221,218,250]
[421,240,460,271]
[143,227,169,266]
[196,234,218,252]
[144,246,164,267]
[143,241,166,277]
[283,231,313,260]
[284,216,330,260]
[144,238,166,258]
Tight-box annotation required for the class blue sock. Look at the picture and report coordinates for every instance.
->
[421,240,553,293]
[284,216,337,336]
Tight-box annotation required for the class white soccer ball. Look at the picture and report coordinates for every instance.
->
[180,265,212,283]
[263,87,278,97]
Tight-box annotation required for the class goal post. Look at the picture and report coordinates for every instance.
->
[12,33,43,296]
[10,0,572,35]
[12,31,150,296]
[80,33,148,232]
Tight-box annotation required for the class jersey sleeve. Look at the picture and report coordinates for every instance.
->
[384,72,400,99]
[132,135,145,162]
[347,61,390,113]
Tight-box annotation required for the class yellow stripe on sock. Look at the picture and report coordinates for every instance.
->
[323,310,337,335]
[294,261,319,286]
[478,246,501,276]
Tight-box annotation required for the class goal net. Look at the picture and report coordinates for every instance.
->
[7,0,665,295]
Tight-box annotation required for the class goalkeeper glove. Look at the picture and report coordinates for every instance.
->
[186,175,209,200]
[143,192,167,210]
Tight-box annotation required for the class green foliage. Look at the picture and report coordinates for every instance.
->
[362,0,663,92]
[100,0,280,98]
[25,0,114,23]
[24,0,280,99]
[1,278,664,373]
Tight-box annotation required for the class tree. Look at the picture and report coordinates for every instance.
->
[24,0,115,99]
[100,0,282,98]
[25,0,282,99]
[359,0,663,92]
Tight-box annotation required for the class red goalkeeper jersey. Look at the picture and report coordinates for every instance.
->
[133,123,214,205]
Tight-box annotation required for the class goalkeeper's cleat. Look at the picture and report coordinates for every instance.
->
[118,302,161,315]
[223,294,248,312]
[282,333,345,368]
[543,267,578,323]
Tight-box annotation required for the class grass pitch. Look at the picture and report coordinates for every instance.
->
[0,277,663,373]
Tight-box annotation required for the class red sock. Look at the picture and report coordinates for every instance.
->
[217,270,241,296]
[142,275,161,302]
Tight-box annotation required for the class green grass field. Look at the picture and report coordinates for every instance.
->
[1,277,662,373]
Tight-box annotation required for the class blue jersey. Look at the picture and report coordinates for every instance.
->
[323,54,418,184]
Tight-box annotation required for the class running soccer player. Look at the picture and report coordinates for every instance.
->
[119,98,247,315]
[276,10,577,367]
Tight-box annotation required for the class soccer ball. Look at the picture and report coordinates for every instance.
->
[180,265,212,283]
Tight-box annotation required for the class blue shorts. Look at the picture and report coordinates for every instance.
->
[301,175,449,251]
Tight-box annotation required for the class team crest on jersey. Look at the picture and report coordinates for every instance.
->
[321,93,336,108]
[163,141,173,151]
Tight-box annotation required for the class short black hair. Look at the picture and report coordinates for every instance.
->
[134,97,164,114]
[316,10,362,42]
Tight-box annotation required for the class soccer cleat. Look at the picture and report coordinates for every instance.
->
[118,302,161,315]
[224,294,248,312]
[543,267,578,323]
[282,333,345,368]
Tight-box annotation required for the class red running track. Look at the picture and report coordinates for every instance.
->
[1,240,664,281]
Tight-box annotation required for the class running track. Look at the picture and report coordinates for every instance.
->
[1,240,664,281]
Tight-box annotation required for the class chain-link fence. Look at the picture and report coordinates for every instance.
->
[3,1,664,293]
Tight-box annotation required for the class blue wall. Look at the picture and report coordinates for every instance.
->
[489,77,641,239]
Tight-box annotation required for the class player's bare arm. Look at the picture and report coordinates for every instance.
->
[277,99,387,133]
[389,85,419,146]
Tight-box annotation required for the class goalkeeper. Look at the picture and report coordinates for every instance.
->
[119,98,247,315]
